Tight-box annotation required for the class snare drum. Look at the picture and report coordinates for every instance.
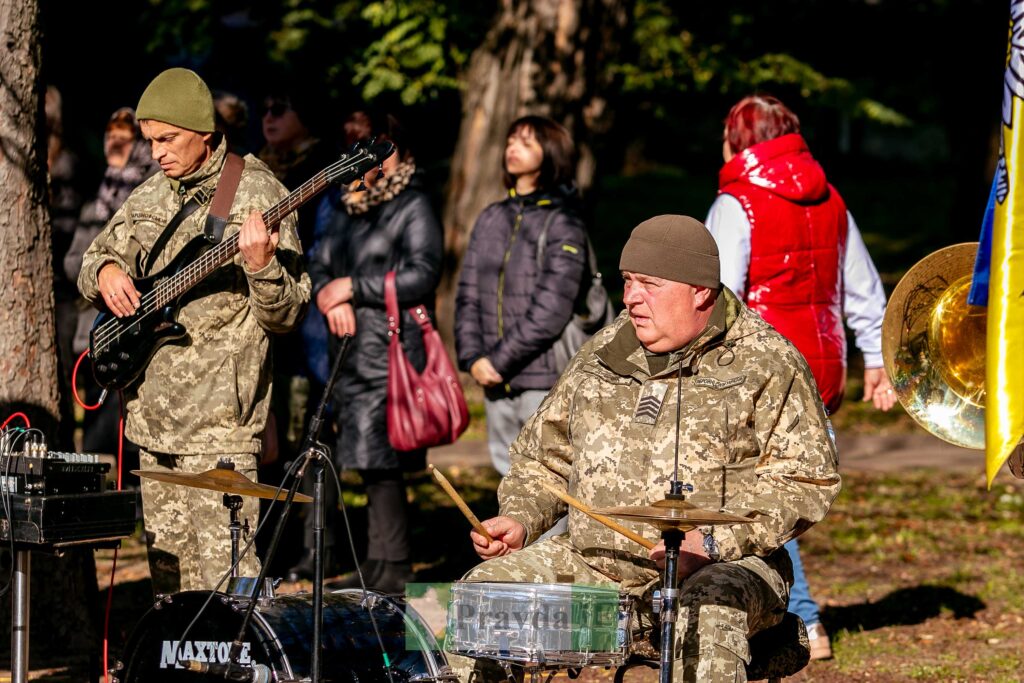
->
[115,589,452,682]
[445,582,631,668]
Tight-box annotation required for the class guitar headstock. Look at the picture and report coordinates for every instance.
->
[325,139,397,186]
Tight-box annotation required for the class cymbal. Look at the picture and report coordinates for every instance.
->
[133,468,312,503]
[881,242,984,450]
[592,498,756,531]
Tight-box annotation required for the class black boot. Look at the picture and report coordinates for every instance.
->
[285,547,335,583]
[326,559,384,590]
[372,561,415,595]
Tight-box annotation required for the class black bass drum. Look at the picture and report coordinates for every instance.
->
[113,589,453,682]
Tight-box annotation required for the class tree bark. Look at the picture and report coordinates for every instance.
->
[438,0,628,338]
[0,0,60,425]
[0,0,99,676]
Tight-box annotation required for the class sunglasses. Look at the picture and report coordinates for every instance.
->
[264,101,290,118]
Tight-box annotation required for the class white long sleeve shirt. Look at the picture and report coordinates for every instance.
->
[705,193,886,368]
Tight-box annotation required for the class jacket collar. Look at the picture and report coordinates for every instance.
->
[596,288,742,379]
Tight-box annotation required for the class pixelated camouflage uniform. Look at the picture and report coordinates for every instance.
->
[447,289,840,682]
[79,137,311,592]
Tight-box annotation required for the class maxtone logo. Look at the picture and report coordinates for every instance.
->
[158,641,252,669]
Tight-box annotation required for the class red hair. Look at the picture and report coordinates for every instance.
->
[724,95,801,156]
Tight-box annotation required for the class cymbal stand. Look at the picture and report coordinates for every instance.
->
[657,483,692,683]
[224,334,352,683]
[223,494,246,578]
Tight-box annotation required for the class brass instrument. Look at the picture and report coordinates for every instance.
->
[881,243,985,450]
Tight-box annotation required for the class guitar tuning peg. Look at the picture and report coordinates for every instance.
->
[355,175,367,192]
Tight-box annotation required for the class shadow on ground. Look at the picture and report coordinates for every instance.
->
[822,584,985,634]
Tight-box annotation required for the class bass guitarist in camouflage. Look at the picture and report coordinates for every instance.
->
[78,68,311,593]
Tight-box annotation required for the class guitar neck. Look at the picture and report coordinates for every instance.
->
[161,170,333,302]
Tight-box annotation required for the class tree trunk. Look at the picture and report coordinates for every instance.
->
[0,0,99,676]
[437,0,628,338]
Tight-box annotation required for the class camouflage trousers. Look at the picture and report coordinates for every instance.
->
[444,535,789,683]
[140,450,261,595]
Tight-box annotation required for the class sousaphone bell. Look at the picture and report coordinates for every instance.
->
[881,243,985,449]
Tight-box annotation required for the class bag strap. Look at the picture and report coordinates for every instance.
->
[141,152,245,276]
[384,270,436,339]
[535,209,601,278]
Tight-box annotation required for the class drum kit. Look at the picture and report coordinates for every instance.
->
[113,459,752,683]
[113,335,756,682]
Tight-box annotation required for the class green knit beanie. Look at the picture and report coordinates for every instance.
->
[136,68,215,133]
[619,215,721,289]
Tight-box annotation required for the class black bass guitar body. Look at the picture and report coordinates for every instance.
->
[89,235,214,390]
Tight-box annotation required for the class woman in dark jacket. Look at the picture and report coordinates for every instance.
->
[455,116,587,477]
[307,110,443,593]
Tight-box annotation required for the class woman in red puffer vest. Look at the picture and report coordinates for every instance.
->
[706,94,895,661]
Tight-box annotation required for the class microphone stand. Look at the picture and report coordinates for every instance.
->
[225,334,352,683]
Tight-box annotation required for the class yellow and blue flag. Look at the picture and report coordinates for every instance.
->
[970,0,1024,487]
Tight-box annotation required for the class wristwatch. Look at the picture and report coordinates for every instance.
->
[701,529,720,562]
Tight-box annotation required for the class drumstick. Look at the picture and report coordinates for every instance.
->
[428,464,494,544]
[539,481,656,550]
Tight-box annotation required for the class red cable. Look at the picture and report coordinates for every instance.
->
[0,412,30,430]
[72,349,103,411]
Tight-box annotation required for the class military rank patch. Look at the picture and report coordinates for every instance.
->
[633,382,669,424]
[693,375,746,390]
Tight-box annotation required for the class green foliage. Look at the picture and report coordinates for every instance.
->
[353,1,467,105]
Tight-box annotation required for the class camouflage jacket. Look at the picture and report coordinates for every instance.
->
[499,288,840,587]
[78,138,311,455]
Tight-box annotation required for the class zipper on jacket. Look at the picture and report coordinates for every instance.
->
[496,209,525,339]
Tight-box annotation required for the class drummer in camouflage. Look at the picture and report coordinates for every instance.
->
[78,68,310,593]
[451,215,840,682]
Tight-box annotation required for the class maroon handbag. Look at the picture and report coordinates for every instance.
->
[385,271,469,451]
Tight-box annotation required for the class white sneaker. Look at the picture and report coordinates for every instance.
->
[806,622,833,661]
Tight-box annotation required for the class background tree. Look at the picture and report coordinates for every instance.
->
[0,0,98,673]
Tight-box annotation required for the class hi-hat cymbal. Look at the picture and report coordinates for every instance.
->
[592,498,756,531]
[133,468,312,503]
[881,242,984,450]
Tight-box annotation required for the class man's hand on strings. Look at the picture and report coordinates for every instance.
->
[98,263,140,317]
[239,210,277,272]
[472,516,526,560]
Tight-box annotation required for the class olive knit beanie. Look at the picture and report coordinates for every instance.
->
[136,68,215,133]
[619,215,721,289]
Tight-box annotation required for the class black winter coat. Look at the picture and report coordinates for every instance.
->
[309,175,443,470]
[455,188,587,397]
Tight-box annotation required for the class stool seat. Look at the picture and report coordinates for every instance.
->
[614,612,810,682]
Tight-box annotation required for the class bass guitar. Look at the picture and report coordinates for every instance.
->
[89,140,394,390]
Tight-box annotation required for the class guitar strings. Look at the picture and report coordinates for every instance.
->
[90,154,365,353]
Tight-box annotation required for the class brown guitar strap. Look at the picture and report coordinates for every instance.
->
[141,152,246,277]
[203,152,245,244]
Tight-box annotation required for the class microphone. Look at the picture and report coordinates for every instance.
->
[182,660,272,682]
